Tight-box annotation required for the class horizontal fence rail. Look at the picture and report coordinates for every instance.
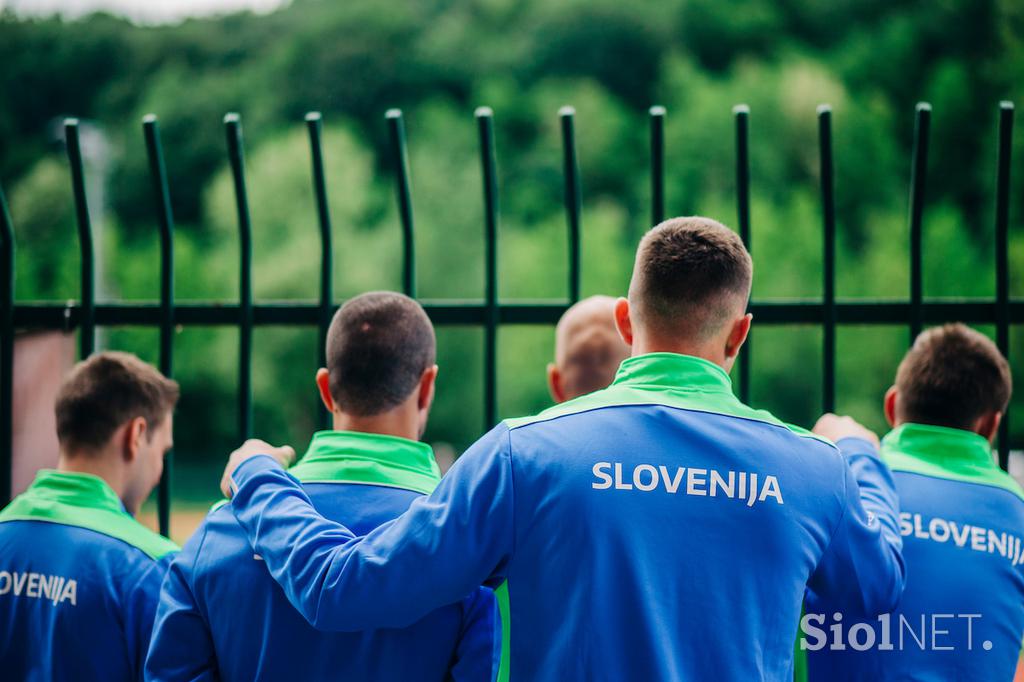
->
[0,101,1019,533]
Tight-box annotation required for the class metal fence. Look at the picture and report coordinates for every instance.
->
[0,101,1019,537]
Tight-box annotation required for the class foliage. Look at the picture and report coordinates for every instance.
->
[2,0,1023,501]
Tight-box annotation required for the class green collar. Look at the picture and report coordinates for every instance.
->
[23,470,126,512]
[0,470,178,559]
[288,430,441,495]
[506,352,824,444]
[882,423,1024,501]
[611,353,734,393]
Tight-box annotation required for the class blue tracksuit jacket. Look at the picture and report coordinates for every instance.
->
[0,470,178,681]
[145,430,498,681]
[806,422,1024,680]
[226,353,905,681]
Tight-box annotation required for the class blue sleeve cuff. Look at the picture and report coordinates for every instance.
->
[835,436,880,459]
[230,454,284,497]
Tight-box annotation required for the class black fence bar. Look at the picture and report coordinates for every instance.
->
[142,115,176,537]
[650,106,666,227]
[64,119,95,358]
[908,103,931,342]
[476,107,499,431]
[0,184,13,506]
[14,299,1024,328]
[995,102,1014,470]
[224,114,254,442]
[2,102,1021,523]
[559,106,582,304]
[817,106,837,413]
[386,109,416,298]
[305,112,333,431]
[305,113,333,365]
[734,104,751,404]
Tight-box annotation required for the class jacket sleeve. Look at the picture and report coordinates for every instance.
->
[807,436,906,617]
[124,553,175,682]
[144,532,220,682]
[229,423,517,632]
[450,586,501,682]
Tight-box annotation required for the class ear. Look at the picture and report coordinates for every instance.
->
[883,386,898,428]
[973,411,1002,444]
[123,416,147,464]
[614,297,633,347]
[724,313,752,360]
[315,368,336,414]
[417,365,439,412]
[547,363,567,404]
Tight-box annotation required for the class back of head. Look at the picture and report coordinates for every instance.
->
[56,351,180,455]
[555,295,629,399]
[326,291,436,415]
[629,217,752,343]
[896,323,1012,430]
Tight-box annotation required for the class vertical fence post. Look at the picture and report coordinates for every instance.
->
[65,120,95,358]
[650,106,666,227]
[306,112,334,431]
[386,110,417,298]
[995,101,1013,471]
[733,104,752,404]
[560,106,582,304]
[224,113,253,442]
[908,103,931,343]
[817,106,837,414]
[143,115,176,537]
[476,107,499,430]
[0,184,14,506]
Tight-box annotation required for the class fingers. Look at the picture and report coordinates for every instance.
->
[220,439,296,499]
[812,413,880,448]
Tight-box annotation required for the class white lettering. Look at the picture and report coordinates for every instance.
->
[60,580,77,606]
[687,468,707,496]
[800,613,827,651]
[760,476,784,504]
[633,465,658,492]
[0,571,76,606]
[591,462,785,506]
[659,466,684,493]
[710,470,734,498]
[26,573,39,598]
[928,517,950,543]
[613,463,632,490]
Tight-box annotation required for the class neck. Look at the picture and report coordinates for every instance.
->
[57,450,126,500]
[632,338,728,369]
[333,405,420,442]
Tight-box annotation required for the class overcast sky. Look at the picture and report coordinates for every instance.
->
[0,0,288,24]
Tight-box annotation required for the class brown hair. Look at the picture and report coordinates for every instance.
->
[896,323,1012,429]
[628,216,752,340]
[55,351,179,453]
[326,291,436,416]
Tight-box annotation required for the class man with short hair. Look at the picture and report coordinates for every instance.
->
[0,351,179,681]
[806,323,1024,681]
[146,291,497,681]
[220,217,905,680]
[547,295,630,403]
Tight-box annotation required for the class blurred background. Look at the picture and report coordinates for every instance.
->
[1,0,1023,540]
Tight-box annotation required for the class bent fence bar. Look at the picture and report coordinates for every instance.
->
[0,102,1019,536]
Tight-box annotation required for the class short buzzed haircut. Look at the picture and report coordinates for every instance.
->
[629,217,752,340]
[896,323,1012,430]
[555,296,629,399]
[56,351,179,454]
[326,291,436,416]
